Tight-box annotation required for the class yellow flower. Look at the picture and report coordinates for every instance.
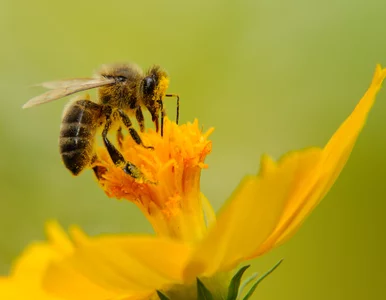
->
[0,222,72,300]
[3,65,385,299]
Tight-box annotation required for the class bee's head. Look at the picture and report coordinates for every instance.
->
[139,65,169,115]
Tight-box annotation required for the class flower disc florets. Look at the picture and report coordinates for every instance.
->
[95,118,214,241]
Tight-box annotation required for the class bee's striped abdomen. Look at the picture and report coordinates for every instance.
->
[59,100,102,175]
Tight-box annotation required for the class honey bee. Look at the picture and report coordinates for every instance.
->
[23,63,180,181]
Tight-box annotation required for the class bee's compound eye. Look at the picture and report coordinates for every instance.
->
[143,77,156,95]
[116,76,127,82]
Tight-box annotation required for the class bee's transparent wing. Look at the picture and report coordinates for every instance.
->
[37,78,97,89]
[23,78,115,109]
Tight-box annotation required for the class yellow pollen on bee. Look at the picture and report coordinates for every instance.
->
[153,76,170,100]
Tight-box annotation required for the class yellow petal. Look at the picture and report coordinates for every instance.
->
[68,224,90,246]
[45,220,74,255]
[250,149,324,256]
[258,153,277,176]
[0,278,61,300]
[201,192,216,228]
[11,243,61,283]
[254,65,386,255]
[183,148,322,280]
[44,235,192,300]
[11,221,73,282]
[1,221,75,299]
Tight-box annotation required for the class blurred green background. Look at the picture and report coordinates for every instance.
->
[1,0,386,299]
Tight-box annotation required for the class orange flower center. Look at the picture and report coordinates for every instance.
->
[95,118,213,242]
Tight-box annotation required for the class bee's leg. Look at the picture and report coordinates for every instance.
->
[157,100,165,137]
[90,155,107,181]
[151,110,160,134]
[135,107,145,133]
[102,113,144,180]
[92,165,108,181]
[118,110,154,150]
[165,94,180,125]
[117,126,124,149]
